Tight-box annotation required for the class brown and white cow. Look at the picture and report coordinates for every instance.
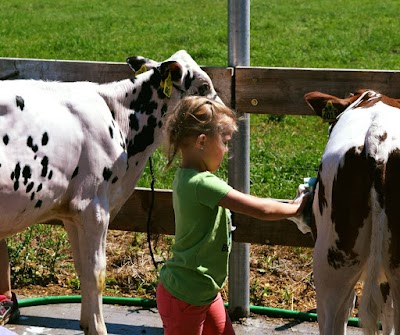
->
[305,89,400,335]
[0,50,222,335]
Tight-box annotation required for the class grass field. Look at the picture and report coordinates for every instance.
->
[1,0,400,303]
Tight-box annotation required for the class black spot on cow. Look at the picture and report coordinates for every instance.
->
[317,164,327,216]
[27,136,38,153]
[329,146,374,268]
[71,166,79,179]
[103,167,112,181]
[42,132,49,146]
[11,163,21,191]
[48,170,53,180]
[380,282,390,303]
[111,110,116,120]
[378,131,388,143]
[16,96,25,111]
[120,131,126,149]
[112,176,118,184]
[36,184,42,192]
[130,71,161,115]
[109,126,113,139]
[22,165,32,185]
[384,149,400,269]
[31,192,35,200]
[129,113,139,131]
[35,200,42,208]
[127,115,157,158]
[156,87,165,100]
[125,92,128,98]
[26,182,34,193]
[184,74,195,90]
[373,158,386,208]
[132,88,137,95]
[3,135,9,145]
[41,156,49,177]
[161,104,168,116]
[327,247,359,270]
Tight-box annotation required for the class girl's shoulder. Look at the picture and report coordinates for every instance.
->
[177,168,220,184]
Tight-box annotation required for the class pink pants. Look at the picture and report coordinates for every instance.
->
[156,282,235,335]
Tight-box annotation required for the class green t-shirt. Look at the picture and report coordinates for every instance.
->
[159,168,233,305]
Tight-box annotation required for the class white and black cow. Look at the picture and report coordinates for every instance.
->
[0,50,222,335]
[305,89,400,335]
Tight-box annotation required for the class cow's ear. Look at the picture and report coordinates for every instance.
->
[158,61,184,98]
[126,56,158,74]
[160,61,183,83]
[304,92,350,122]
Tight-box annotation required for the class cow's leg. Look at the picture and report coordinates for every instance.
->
[63,222,88,326]
[63,223,83,278]
[386,274,400,335]
[313,246,365,335]
[68,200,109,335]
[393,293,400,335]
[380,294,394,335]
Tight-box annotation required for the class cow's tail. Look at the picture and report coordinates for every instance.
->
[358,184,387,334]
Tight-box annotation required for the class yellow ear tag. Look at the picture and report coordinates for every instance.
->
[321,101,338,122]
[161,71,173,98]
[135,64,147,76]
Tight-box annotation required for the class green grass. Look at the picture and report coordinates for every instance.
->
[251,0,400,70]
[0,0,228,65]
[1,0,399,287]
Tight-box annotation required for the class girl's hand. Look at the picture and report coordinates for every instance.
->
[293,191,313,216]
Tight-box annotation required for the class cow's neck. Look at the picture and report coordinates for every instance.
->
[97,70,171,161]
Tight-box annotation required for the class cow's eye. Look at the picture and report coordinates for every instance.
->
[199,83,210,96]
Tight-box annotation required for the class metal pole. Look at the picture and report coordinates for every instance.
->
[228,0,250,320]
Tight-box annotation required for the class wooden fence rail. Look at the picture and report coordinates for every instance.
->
[2,57,400,248]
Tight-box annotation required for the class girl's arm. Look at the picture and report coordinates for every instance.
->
[218,189,310,221]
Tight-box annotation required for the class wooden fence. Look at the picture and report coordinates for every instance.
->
[2,58,400,248]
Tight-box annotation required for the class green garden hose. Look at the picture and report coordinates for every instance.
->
[18,295,360,327]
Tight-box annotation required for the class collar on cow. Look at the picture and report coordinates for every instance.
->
[172,83,186,95]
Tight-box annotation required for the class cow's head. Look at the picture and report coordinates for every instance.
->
[305,89,400,126]
[126,50,223,104]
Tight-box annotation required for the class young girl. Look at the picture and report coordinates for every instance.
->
[157,96,310,335]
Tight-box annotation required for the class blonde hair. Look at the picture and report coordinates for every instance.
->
[164,96,237,168]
